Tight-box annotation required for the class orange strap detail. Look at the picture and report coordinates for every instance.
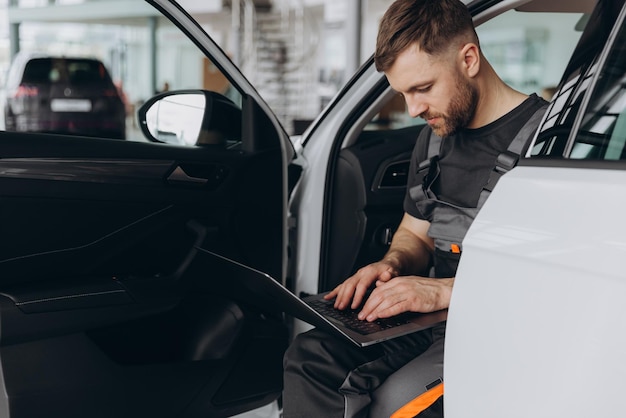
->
[390,382,444,418]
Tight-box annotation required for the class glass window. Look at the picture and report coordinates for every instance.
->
[530,65,598,157]
[363,8,586,133]
[364,91,417,131]
[2,0,242,147]
[569,20,626,160]
[477,11,584,97]
[529,0,624,159]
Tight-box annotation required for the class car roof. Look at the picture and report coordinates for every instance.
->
[12,51,103,63]
[515,0,597,13]
[467,0,598,26]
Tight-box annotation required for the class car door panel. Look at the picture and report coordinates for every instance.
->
[0,111,288,417]
[0,0,293,415]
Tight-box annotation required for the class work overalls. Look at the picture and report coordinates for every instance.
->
[384,105,548,418]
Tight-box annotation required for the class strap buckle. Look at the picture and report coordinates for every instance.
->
[494,150,519,174]
[418,158,431,171]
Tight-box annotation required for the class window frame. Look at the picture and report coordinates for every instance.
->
[525,0,626,167]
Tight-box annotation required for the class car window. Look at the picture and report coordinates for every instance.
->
[477,11,584,99]
[2,1,243,147]
[568,20,626,160]
[22,59,57,84]
[20,58,112,85]
[528,0,624,160]
[362,8,585,132]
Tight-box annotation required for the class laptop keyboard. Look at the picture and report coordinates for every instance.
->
[307,298,412,335]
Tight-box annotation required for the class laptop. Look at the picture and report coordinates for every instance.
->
[195,247,447,347]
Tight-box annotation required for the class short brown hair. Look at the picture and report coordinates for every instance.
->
[374,0,478,72]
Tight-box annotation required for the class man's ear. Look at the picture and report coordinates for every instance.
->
[460,43,480,78]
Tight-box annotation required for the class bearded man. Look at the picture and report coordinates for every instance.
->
[282,0,548,416]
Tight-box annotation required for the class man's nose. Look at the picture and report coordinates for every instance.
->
[406,97,428,118]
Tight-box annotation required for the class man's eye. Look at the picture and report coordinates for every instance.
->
[416,86,432,93]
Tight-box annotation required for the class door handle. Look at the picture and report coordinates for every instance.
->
[167,166,208,185]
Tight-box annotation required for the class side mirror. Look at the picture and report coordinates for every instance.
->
[137,90,242,146]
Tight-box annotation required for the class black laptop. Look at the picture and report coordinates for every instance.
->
[196,248,447,347]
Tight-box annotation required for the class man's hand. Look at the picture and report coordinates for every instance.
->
[324,261,399,310]
[357,276,454,322]
[324,213,436,313]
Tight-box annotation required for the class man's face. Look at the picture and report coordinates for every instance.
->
[385,44,478,137]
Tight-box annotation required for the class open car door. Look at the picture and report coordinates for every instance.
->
[0,1,293,417]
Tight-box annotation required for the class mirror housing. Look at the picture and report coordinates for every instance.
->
[138,90,241,146]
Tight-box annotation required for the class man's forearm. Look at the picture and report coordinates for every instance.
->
[382,226,433,276]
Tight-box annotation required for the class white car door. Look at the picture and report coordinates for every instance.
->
[446,0,626,416]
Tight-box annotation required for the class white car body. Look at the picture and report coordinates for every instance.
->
[444,1,626,415]
[447,166,626,417]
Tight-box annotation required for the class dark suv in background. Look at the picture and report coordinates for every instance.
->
[3,53,126,139]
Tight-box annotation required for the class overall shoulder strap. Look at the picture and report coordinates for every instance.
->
[415,130,442,181]
[427,130,442,159]
[479,104,548,203]
[408,129,442,202]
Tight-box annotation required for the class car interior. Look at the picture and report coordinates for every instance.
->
[315,0,594,293]
[0,100,289,418]
[0,0,601,417]
[318,83,425,291]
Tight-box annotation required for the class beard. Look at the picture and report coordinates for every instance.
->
[425,73,478,138]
